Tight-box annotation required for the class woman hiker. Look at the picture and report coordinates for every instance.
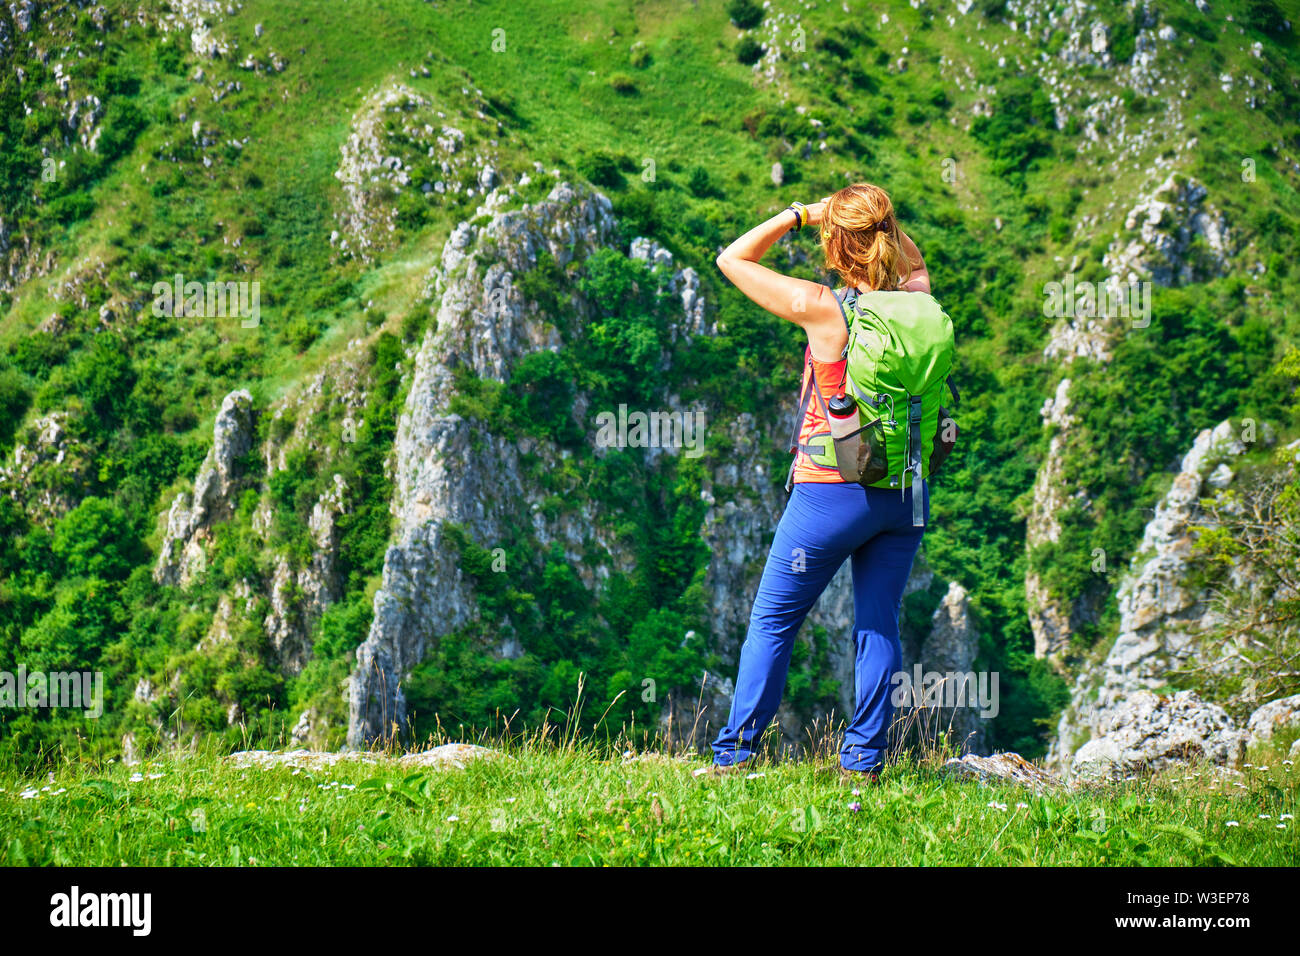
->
[710,183,935,780]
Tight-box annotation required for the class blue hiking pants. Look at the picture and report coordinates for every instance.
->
[711,480,927,772]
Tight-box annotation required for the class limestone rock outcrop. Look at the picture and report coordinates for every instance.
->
[1070,690,1249,780]
[154,390,255,587]
[1247,694,1300,746]
[1050,420,1269,771]
[347,183,619,745]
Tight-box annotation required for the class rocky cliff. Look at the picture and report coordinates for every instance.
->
[343,180,985,752]
[1049,419,1300,777]
[346,182,619,743]
[1028,172,1236,669]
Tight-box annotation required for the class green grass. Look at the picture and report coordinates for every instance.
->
[3,737,1297,866]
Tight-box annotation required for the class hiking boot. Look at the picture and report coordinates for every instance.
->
[692,762,747,779]
[838,766,880,786]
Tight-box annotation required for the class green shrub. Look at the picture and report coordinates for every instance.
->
[0,361,32,450]
[736,37,764,66]
[52,497,141,581]
[286,318,322,352]
[971,77,1055,185]
[506,350,581,444]
[726,0,764,30]
[687,165,714,198]
[609,72,637,95]
[577,150,624,190]
[96,100,147,164]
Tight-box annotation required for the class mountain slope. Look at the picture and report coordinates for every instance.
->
[1,0,1298,766]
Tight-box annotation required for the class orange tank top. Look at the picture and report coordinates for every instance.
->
[792,346,849,484]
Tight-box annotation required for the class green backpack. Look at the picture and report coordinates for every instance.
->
[786,288,958,527]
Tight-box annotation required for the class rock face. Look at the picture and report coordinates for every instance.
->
[1105,174,1232,288]
[0,412,94,523]
[155,390,255,587]
[331,81,507,262]
[344,181,985,755]
[628,237,711,342]
[347,183,619,745]
[1070,690,1249,780]
[1025,377,1093,665]
[1050,420,1264,771]
[1030,171,1235,665]
[139,338,371,740]
[906,582,988,755]
[1247,694,1300,745]
[263,473,351,676]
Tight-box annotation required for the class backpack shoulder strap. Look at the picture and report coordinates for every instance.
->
[784,352,815,493]
[786,352,814,455]
[833,286,855,357]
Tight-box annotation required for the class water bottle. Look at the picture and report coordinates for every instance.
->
[827,391,859,438]
[828,391,863,483]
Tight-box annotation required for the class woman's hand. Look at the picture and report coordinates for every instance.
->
[802,197,831,228]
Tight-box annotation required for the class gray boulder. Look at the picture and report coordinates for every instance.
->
[1070,690,1248,780]
[944,752,1063,792]
[1247,694,1300,746]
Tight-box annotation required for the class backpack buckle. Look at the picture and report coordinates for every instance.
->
[876,393,896,426]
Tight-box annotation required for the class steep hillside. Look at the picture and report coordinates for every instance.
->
[1,0,1298,768]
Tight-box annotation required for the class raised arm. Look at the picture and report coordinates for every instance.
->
[899,230,930,293]
[715,203,846,359]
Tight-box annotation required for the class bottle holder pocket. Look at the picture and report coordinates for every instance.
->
[832,417,888,486]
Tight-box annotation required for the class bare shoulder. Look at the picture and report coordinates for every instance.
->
[806,285,849,360]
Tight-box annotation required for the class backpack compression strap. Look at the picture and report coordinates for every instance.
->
[906,394,925,527]
[784,354,839,493]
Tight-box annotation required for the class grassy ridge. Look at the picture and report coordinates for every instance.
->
[2,737,1297,866]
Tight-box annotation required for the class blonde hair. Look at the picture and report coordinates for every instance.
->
[819,183,909,291]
